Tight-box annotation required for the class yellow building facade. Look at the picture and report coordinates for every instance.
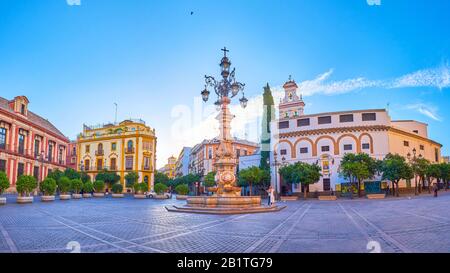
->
[76,119,156,191]
[159,156,176,179]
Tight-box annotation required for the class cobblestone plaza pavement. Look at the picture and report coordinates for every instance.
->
[0,194,449,253]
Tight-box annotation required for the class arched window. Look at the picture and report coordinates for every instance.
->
[127,140,134,153]
[98,143,103,151]
[84,159,90,171]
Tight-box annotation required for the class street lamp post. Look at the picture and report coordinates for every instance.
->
[407,148,419,195]
[270,151,281,201]
[200,47,248,197]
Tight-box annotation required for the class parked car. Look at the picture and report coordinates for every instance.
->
[146,191,171,199]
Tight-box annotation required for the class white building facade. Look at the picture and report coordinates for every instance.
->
[271,78,443,195]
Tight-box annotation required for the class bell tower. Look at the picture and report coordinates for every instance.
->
[279,76,305,119]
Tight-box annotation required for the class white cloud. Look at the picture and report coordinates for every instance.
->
[66,0,81,6]
[404,103,442,121]
[389,64,450,90]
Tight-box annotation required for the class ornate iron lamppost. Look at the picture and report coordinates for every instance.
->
[199,47,248,197]
[166,48,286,214]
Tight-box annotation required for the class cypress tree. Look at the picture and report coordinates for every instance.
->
[260,83,275,170]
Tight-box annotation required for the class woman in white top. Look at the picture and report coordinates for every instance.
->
[266,186,275,206]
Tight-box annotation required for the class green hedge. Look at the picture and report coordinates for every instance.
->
[133,182,147,194]
[175,184,189,195]
[71,179,84,194]
[40,178,57,196]
[154,183,168,195]
[82,182,94,193]
[112,183,123,194]
[16,175,37,196]
[93,180,105,193]
[58,176,72,194]
[0,171,10,195]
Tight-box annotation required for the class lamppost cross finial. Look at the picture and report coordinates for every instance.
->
[221,47,229,57]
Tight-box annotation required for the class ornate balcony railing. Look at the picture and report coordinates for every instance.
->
[95,149,104,156]
[125,147,135,154]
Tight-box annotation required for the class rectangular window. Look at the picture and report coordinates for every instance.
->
[34,139,40,158]
[404,141,409,147]
[110,158,117,170]
[143,157,150,170]
[142,141,150,151]
[323,178,331,191]
[435,148,439,162]
[58,147,64,164]
[85,145,90,153]
[362,143,370,150]
[318,116,332,124]
[0,128,6,149]
[18,134,25,154]
[278,121,289,129]
[280,149,287,155]
[413,130,419,134]
[208,148,213,159]
[111,142,117,151]
[339,114,354,123]
[236,149,241,158]
[344,144,353,151]
[97,159,103,170]
[362,113,377,121]
[321,146,330,152]
[84,160,90,171]
[297,118,310,127]
[300,147,308,154]
[243,150,248,156]
[0,159,6,172]
[33,166,39,180]
[125,156,133,170]
[21,104,25,115]
[17,163,24,178]
[420,145,424,150]
[48,144,53,162]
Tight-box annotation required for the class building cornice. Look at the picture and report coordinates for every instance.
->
[0,108,69,143]
[278,125,442,147]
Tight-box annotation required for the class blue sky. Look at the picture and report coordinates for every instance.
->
[1,0,449,168]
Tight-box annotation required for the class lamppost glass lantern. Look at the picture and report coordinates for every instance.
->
[201,86,210,102]
[239,94,248,108]
[231,82,239,96]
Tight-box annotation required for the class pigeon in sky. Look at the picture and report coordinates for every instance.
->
[190,11,194,15]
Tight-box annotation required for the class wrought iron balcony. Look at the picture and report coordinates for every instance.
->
[125,147,135,154]
[95,149,104,156]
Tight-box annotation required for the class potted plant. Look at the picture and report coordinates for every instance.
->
[93,180,105,197]
[82,182,93,198]
[16,175,37,204]
[175,184,189,200]
[153,183,169,199]
[111,184,124,198]
[0,171,10,205]
[58,176,72,200]
[133,182,147,199]
[71,179,84,199]
[40,178,57,202]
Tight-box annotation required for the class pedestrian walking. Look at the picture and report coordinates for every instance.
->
[433,183,438,197]
[266,186,275,206]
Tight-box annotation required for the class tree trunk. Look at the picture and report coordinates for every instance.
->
[357,180,362,198]
[427,178,432,194]
[414,176,418,195]
[396,181,400,197]
[303,184,307,199]
[249,182,253,196]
